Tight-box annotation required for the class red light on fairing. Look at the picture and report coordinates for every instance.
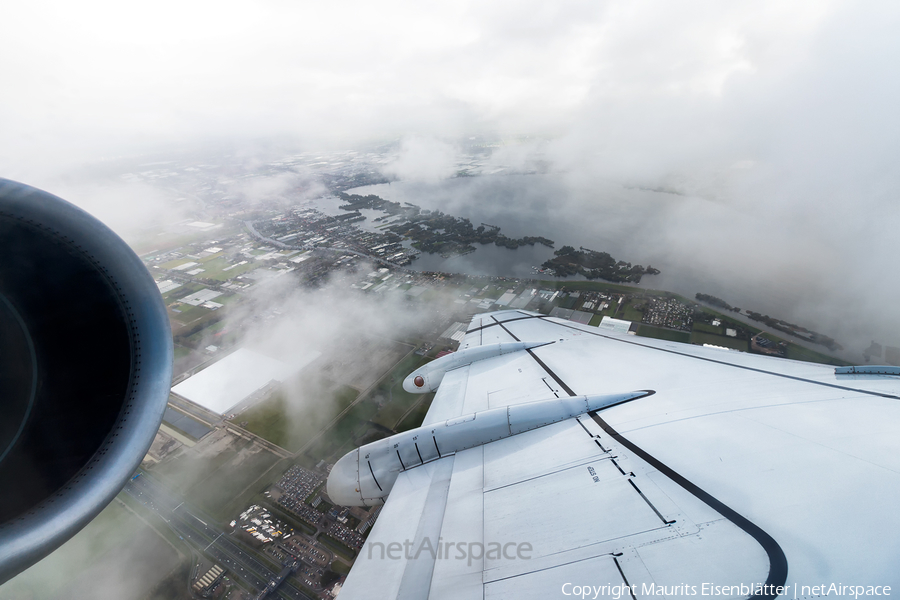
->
[414,375,425,388]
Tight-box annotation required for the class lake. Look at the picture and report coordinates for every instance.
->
[307,174,882,357]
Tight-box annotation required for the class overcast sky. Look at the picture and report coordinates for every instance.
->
[3,0,900,351]
[4,0,897,180]
[0,1,868,158]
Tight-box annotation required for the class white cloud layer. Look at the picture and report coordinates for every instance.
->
[4,0,900,350]
[0,0,850,158]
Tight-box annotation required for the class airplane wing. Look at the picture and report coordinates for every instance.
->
[335,310,900,599]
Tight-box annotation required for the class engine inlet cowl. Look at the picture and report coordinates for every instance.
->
[0,179,173,584]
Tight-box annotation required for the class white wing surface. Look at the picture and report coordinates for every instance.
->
[338,310,900,599]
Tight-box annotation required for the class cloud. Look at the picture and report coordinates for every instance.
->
[0,0,832,157]
[39,178,189,242]
[384,137,458,182]
[3,0,900,350]
[223,170,325,207]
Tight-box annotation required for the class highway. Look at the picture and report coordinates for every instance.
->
[124,474,312,600]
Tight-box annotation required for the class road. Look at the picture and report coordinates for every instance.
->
[124,474,312,600]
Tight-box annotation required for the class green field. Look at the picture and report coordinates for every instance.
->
[539,279,692,302]
[171,303,210,324]
[162,281,205,302]
[540,280,639,294]
[179,318,239,348]
[753,331,848,365]
[692,321,725,335]
[183,318,229,346]
[160,257,196,269]
[318,535,356,560]
[305,399,383,462]
[238,378,359,452]
[588,314,604,327]
[783,343,846,365]
[294,352,434,460]
[370,354,433,429]
[636,324,691,343]
[396,396,433,432]
[197,250,225,261]
[192,256,231,274]
[198,257,260,281]
[172,311,224,344]
[600,302,620,317]
[557,295,577,309]
[695,308,762,334]
[620,300,644,322]
[690,331,749,351]
[159,253,258,282]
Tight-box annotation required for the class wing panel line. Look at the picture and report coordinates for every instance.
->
[627,479,675,525]
[534,316,900,401]
[589,411,788,600]
[613,556,638,600]
[467,313,541,334]
[521,343,789,600]
[483,453,619,494]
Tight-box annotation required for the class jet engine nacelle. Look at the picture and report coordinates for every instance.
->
[402,341,551,393]
[327,390,654,507]
[0,179,172,584]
